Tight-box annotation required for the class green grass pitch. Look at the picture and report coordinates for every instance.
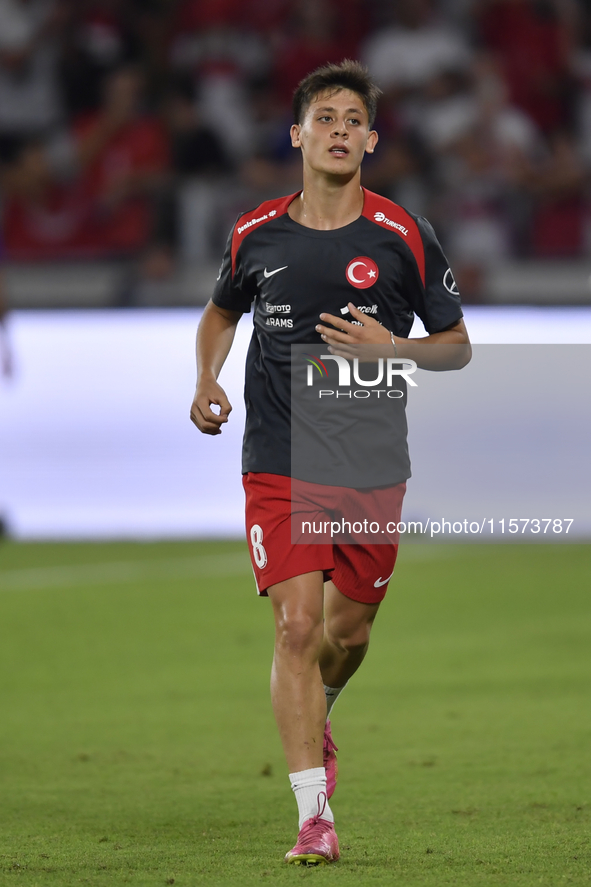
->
[0,540,590,886]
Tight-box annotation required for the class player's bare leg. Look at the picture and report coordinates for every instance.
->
[267,571,327,773]
[267,571,339,864]
[318,581,381,799]
[320,580,380,689]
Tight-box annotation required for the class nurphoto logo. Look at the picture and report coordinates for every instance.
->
[304,354,418,399]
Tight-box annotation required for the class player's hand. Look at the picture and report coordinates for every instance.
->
[190,378,232,435]
[316,302,394,360]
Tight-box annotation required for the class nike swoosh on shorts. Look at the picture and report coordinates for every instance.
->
[374,571,394,588]
[263,265,288,278]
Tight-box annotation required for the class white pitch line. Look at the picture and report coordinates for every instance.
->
[0,551,252,592]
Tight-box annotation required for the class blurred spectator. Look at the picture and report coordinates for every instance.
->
[3,65,169,259]
[272,0,366,105]
[165,73,229,177]
[0,0,66,152]
[476,0,576,134]
[431,58,543,298]
[169,0,269,162]
[238,78,302,196]
[363,0,472,100]
[162,73,233,262]
[524,128,587,257]
[360,99,426,213]
[58,0,143,118]
[361,0,475,220]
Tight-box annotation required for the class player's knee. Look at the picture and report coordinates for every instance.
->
[275,610,323,657]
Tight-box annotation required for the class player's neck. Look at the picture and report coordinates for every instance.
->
[288,174,364,231]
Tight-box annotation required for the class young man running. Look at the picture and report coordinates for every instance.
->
[190,60,470,865]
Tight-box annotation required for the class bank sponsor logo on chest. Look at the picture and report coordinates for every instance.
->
[237,208,277,235]
[346,257,379,289]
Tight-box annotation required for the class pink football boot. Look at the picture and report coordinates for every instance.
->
[284,793,340,866]
[323,719,338,799]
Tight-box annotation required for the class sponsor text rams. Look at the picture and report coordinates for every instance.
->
[266,317,293,327]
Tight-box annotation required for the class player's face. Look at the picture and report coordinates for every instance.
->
[291,89,378,178]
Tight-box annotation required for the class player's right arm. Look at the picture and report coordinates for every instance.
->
[190,300,242,435]
[191,209,256,434]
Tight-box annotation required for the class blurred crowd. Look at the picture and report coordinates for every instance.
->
[1,0,591,299]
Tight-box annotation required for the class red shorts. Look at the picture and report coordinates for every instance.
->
[243,472,406,604]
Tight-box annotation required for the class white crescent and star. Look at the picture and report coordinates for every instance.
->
[346,257,379,288]
[348,261,369,284]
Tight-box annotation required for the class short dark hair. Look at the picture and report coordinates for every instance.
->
[292,59,382,129]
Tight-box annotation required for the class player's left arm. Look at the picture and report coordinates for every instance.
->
[317,303,471,370]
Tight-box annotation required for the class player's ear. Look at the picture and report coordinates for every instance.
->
[291,124,302,148]
[365,130,378,154]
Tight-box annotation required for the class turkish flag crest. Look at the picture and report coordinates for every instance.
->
[346,256,379,289]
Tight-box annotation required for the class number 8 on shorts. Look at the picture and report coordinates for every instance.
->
[250,524,267,568]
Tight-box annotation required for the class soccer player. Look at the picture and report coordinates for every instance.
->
[190,60,470,865]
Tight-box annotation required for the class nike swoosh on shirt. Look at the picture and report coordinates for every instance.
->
[374,571,394,588]
[263,265,288,278]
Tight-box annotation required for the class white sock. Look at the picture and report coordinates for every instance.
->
[289,767,334,828]
[324,683,347,718]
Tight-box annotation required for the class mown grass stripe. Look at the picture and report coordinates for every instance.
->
[0,551,252,591]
